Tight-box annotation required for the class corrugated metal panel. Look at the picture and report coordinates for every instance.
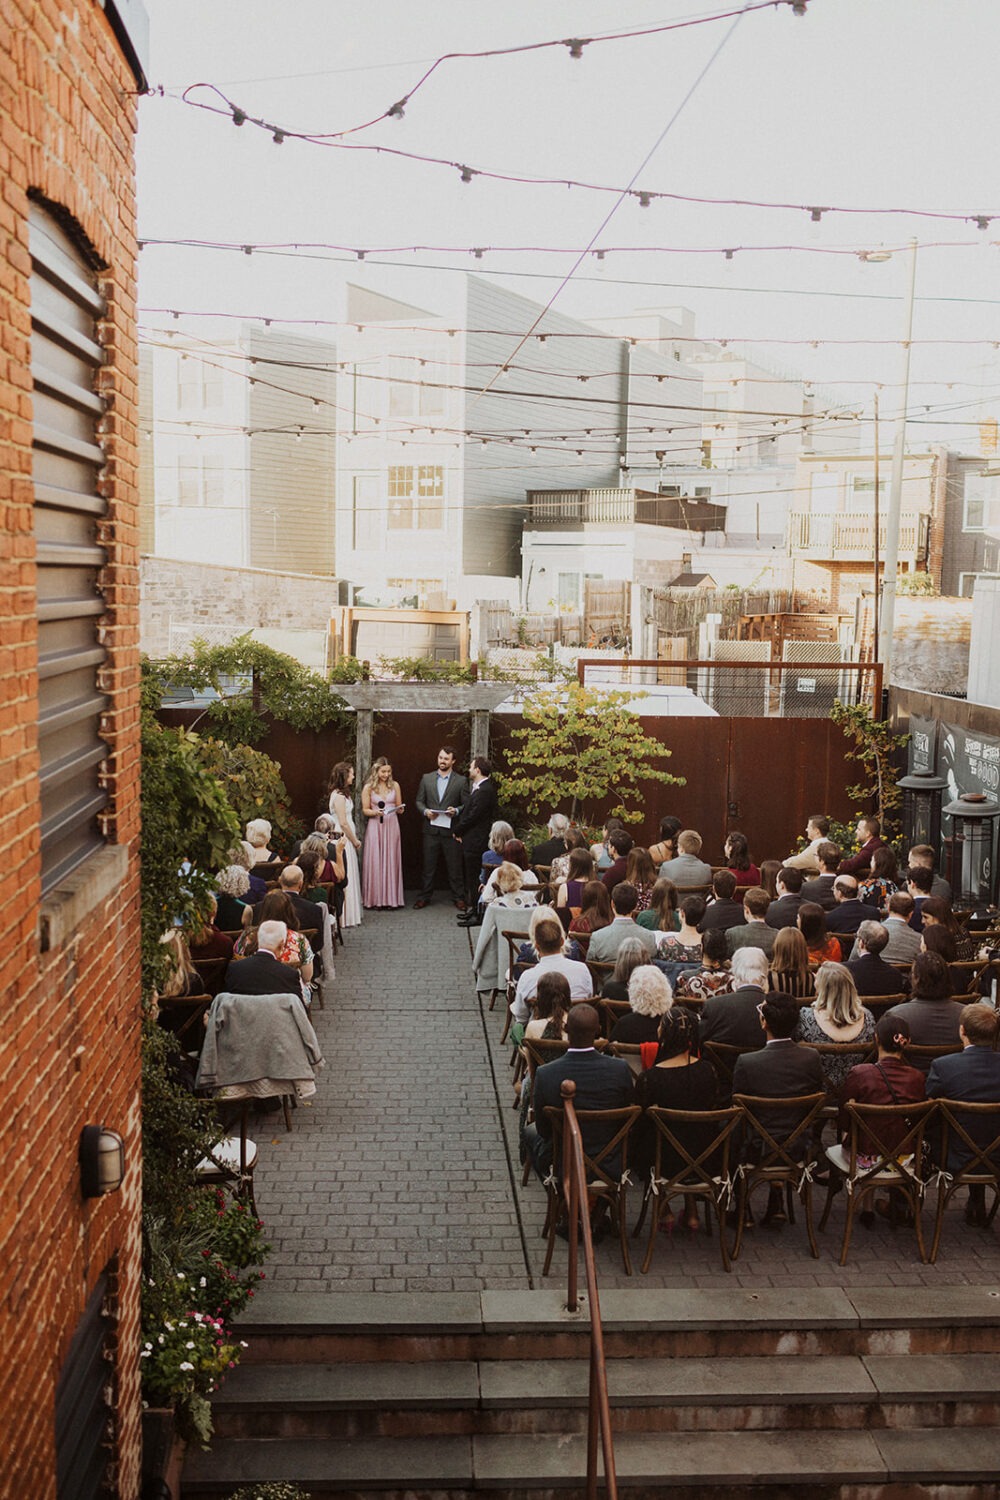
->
[30,205,109,894]
[55,1270,113,1500]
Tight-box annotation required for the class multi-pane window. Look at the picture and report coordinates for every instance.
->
[177,451,225,506]
[387,465,444,529]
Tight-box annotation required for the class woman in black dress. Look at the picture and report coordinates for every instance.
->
[633,1008,720,1228]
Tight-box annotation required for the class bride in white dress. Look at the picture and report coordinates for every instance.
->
[328,760,362,928]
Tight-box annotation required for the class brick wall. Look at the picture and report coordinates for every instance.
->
[140,553,339,657]
[0,4,143,1497]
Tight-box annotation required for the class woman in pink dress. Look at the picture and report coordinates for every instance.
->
[361,757,405,909]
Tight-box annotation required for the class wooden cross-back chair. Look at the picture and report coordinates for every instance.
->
[820,1099,937,1264]
[157,993,213,1054]
[194,1105,259,1215]
[930,1100,1000,1261]
[191,956,230,999]
[635,1105,744,1273]
[730,1091,828,1260]
[700,1041,761,1103]
[540,1102,643,1275]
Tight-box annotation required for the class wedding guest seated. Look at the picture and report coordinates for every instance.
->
[554,848,596,922]
[732,994,825,1153]
[825,877,881,941]
[215,865,252,932]
[837,817,885,877]
[724,831,760,890]
[726,888,777,958]
[567,880,613,956]
[655,896,705,965]
[235,892,314,992]
[659,829,712,887]
[758,861,783,902]
[674,929,735,1001]
[482,843,539,905]
[798,901,842,968]
[550,828,588,886]
[846,921,902,996]
[784,815,831,874]
[245,817,280,867]
[600,829,634,891]
[481,821,516,885]
[591,817,626,872]
[601,937,655,1002]
[531,813,571,869]
[920,897,976,960]
[926,1004,1000,1208]
[523,971,571,1042]
[921,922,965,993]
[610,964,674,1044]
[767,926,816,998]
[626,847,657,912]
[766,866,805,930]
[908,844,952,904]
[157,928,200,1002]
[847,891,920,964]
[511,913,593,1023]
[647,815,682,869]
[632,1008,720,1215]
[188,897,234,964]
[485,860,539,913]
[837,1014,925,1165]
[698,869,744,935]
[524,1004,634,1180]
[798,963,876,1091]
[229,840,268,901]
[801,842,841,911]
[224,919,304,998]
[905,865,934,930]
[883,952,967,1068]
[294,849,334,906]
[698,947,770,1049]
[859,845,901,914]
[586,884,658,962]
[636,877,680,936]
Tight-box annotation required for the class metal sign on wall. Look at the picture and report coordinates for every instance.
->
[938,723,1000,800]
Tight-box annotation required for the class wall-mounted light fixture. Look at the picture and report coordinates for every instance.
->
[79,1126,125,1199]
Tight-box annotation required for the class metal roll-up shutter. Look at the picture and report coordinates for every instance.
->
[30,205,109,894]
[55,1270,114,1500]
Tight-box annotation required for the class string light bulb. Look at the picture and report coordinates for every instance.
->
[790,0,808,13]
[566,38,588,59]
[637,192,652,209]
[387,99,407,121]
[231,107,246,127]
[809,207,825,222]
[272,129,285,145]
[459,165,474,183]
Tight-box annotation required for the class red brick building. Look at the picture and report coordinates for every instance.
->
[1,3,147,1495]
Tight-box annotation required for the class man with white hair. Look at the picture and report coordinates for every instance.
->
[250,864,325,944]
[530,813,571,868]
[224,920,304,997]
[698,947,770,1049]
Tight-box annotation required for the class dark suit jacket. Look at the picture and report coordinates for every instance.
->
[838,837,885,877]
[926,1046,1000,1170]
[883,997,966,1067]
[700,898,745,934]
[253,891,325,942]
[532,1049,635,1175]
[732,1039,825,1151]
[825,899,881,936]
[223,951,303,997]
[800,873,837,911]
[415,769,469,823]
[766,893,803,930]
[451,778,500,856]
[601,857,629,892]
[846,953,903,997]
[699,986,768,1049]
[531,834,569,867]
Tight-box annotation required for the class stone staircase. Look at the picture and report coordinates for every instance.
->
[182,1286,1000,1497]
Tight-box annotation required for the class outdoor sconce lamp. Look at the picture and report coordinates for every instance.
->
[897,771,949,851]
[942,793,1000,908]
[79,1126,125,1199]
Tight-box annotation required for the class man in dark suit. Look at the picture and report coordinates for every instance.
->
[526,1004,635,1178]
[825,877,880,939]
[801,841,840,911]
[927,1004,1000,1204]
[700,868,746,935]
[223,921,304,997]
[846,921,903,997]
[530,814,571,868]
[766,866,805,929]
[726,888,777,958]
[413,745,469,909]
[837,816,886,877]
[906,865,934,931]
[732,993,825,1173]
[252,865,326,943]
[452,756,500,925]
[698,948,770,1049]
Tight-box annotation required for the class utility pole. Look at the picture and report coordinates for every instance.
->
[878,237,918,696]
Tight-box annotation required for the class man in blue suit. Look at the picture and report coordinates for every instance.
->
[927,1003,1000,1221]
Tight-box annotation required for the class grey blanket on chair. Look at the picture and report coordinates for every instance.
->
[196,991,325,1090]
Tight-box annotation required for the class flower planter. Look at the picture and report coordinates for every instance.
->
[141,1407,186,1500]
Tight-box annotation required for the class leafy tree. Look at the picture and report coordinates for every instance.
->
[192,736,302,854]
[142,636,351,747]
[496,681,683,825]
[830,700,910,832]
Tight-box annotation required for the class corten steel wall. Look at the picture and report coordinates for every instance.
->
[1,6,143,1498]
[184,710,856,884]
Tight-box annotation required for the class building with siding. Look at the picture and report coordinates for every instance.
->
[938,452,1000,597]
[334,278,701,609]
[1,1,147,1495]
[139,324,338,576]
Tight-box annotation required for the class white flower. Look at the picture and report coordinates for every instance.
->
[176,1273,186,1281]
[185,1341,195,1349]
[179,1361,194,1372]
[239,1341,249,1349]
[139,1351,149,1359]
[165,1322,174,1332]
[199,1278,207,1288]
[157,1335,165,1345]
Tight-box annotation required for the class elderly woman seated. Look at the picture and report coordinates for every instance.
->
[215,864,252,932]
[609,963,674,1044]
[483,860,538,911]
[245,818,280,866]
[602,936,655,1002]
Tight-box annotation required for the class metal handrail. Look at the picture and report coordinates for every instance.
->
[559,1079,618,1500]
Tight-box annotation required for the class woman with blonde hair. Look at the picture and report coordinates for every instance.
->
[484,860,537,910]
[328,761,362,928]
[768,926,816,998]
[360,756,405,910]
[798,962,876,1089]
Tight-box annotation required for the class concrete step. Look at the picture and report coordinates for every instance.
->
[208,1353,1000,1441]
[181,1426,1000,1496]
[236,1285,1000,1364]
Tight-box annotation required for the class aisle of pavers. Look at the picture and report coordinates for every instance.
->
[251,899,529,1293]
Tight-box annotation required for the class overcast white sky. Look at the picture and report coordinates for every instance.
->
[137,0,1000,443]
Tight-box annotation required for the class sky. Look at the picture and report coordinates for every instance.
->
[136,0,1000,446]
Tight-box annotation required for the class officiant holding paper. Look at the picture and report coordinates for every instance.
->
[412,745,469,910]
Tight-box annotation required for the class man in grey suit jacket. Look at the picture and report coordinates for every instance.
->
[585,884,658,962]
[413,745,469,908]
